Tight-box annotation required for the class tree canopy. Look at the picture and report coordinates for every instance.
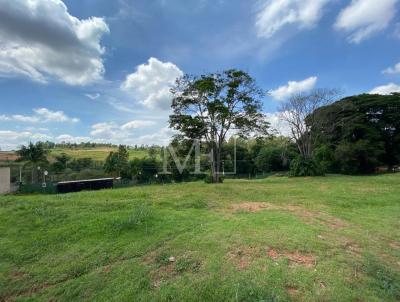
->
[169,69,269,182]
[311,93,400,174]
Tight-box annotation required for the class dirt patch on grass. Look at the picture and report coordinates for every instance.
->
[389,241,399,249]
[10,271,27,281]
[1,282,51,302]
[229,202,277,212]
[286,286,299,298]
[149,263,176,289]
[342,240,363,256]
[143,251,202,289]
[228,202,349,230]
[267,248,316,268]
[227,246,316,269]
[227,246,260,270]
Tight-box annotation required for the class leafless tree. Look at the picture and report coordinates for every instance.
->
[279,88,340,158]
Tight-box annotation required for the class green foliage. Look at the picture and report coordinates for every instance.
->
[68,158,94,171]
[363,256,400,299]
[16,142,50,183]
[289,156,324,177]
[130,157,159,183]
[312,93,400,174]
[16,142,49,164]
[254,138,297,172]
[170,69,269,183]
[104,145,130,178]
[314,144,335,173]
[52,153,71,172]
[204,173,224,183]
[334,140,383,174]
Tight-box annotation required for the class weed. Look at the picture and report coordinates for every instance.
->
[112,203,153,233]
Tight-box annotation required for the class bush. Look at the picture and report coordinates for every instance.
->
[204,174,224,184]
[289,156,324,177]
[334,140,383,175]
[314,144,335,173]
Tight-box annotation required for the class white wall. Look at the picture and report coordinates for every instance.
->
[0,167,11,194]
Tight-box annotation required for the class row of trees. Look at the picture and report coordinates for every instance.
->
[102,138,298,184]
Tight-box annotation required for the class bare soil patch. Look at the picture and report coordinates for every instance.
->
[0,152,19,162]
[341,240,363,256]
[143,251,201,289]
[228,202,349,230]
[227,246,316,269]
[267,248,316,268]
[286,286,299,298]
[10,271,27,281]
[227,246,260,270]
[229,202,277,212]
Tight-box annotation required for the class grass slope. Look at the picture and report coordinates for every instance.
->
[0,175,399,301]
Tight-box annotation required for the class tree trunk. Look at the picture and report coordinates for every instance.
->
[210,144,221,183]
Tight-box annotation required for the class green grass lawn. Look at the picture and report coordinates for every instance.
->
[0,175,399,301]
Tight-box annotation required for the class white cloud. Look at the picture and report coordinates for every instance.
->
[91,120,157,138]
[121,120,156,131]
[0,0,109,85]
[334,0,398,43]
[0,108,79,123]
[34,108,79,123]
[84,93,101,100]
[90,122,119,139]
[383,62,400,74]
[0,130,51,150]
[56,134,91,143]
[256,0,329,38]
[121,57,183,110]
[0,114,39,123]
[369,83,400,95]
[270,76,317,100]
[90,120,173,146]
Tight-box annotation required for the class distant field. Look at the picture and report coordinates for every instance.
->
[0,152,19,162]
[50,148,149,161]
[0,174,399,301]
[0,148,149,163]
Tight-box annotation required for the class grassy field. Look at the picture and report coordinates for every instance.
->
[0,174,399,301]
[49,148,148,161]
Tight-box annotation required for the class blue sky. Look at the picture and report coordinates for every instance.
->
[0,0,399,150]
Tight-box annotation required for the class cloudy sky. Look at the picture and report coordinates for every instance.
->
[0,0,399,150]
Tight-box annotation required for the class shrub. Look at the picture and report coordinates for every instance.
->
[314,144,335,173]
[289,156,324,177]
[204,174,224,184]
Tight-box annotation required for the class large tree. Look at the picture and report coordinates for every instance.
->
[279,88,339,159]
[169,69,269,183]
[311,93,400,173]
